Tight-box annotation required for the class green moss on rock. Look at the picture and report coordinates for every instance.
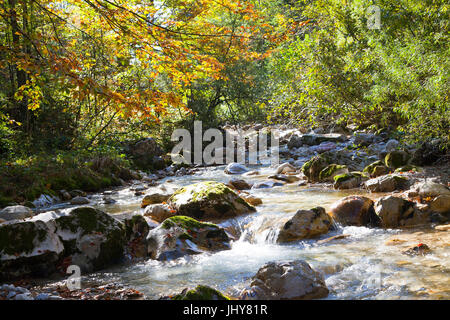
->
[385,151,409,169]
[161,216,218,231]
[172,285,230,300]
[319,164,348,181]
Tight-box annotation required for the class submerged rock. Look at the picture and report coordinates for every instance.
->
[403,243,432,256]
[167,181,256,220]
[329,196,380,227]
[146,216,231,260]
[277,207,334,243]
[252,180,284,189]
[0,206,34,221]
[240,260,329,300]
[268,174,300,183]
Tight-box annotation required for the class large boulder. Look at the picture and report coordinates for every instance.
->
[277,207,334,243]
[0,219,64,280]
[167,181,256,220]
[239,260,329,300]
[0,206,34,221]
[318,164,348,182]
[146,216,231,261]
[301,155,329,183]
[375,196,430,228]
[329,196,380,227]
[364,175,410,193]
[53,207,127,272]
[124,215,151,259]
[124,138,164,170]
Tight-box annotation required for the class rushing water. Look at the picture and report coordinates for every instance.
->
[41,164,450,300]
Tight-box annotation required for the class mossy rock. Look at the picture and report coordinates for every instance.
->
[54,207,127,271]
[363,161,390,177]
[319,164,348,182]
[168,181,255,220]
[333,172,368,190]
[146,215,231,260]
[0,220,64,280]
[171,285,230,300]
[301,155,330,183]
[385,151,409,169]
[395,165,422,173]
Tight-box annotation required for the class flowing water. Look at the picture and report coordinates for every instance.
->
[41,164,450,300]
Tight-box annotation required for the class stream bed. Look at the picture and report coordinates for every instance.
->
[34,164,450,300]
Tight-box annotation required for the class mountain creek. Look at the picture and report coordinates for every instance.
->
[7,163,447,300]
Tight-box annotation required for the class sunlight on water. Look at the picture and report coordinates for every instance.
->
[50,164,449,300]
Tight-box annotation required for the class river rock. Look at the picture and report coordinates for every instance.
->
[141,193,171,208]
[268,174,300,183]
[124,215,151,258]
[403,243,432,256]
[165,285,229,300]
[224,162,249,174]
[363,160,390,178]
[385,139,399,152]
[287,134,303,149]
[329,196,380,227]
[375,196,430,228]
[301,155,329,183]
[333,172,366,190]
[143,204,175,222]
[70,196,90,205]
[252,181,284,189]
[414,182,450,198]
[239,193,263,206]
[275,162,297,174]
[277,207,334,243]
[54,207,127,272]
[167,181,256,220]
[318,164,348,182]
[364,175,409,192]
[0,206,34,221]
[0,219,64,280]
[302,133,346,146]
[146,216,231,260]
[429,195,450,214]
[228,178,252,190]
[239,260,329,300]
[385,150,409,169]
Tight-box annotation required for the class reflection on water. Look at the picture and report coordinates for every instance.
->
[48,165,450,299]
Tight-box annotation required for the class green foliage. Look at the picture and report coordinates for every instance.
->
[267,0,449,146]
